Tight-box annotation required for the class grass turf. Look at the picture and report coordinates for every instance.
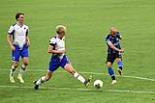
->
[0,0,155,103]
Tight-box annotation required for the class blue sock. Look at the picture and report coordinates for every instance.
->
[108,67,115,80]
[117,61,123,70]
[108,67,114,76]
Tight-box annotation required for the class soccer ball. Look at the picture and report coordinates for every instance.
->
[94,80,103,89]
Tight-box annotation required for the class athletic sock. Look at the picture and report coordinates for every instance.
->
[73,72,86,83]
[10,65,16,77]
[111,76,116,80]
[108,67,116,80]
[117,61,123,70]
[36,76,47,85]
[19,64,27,76]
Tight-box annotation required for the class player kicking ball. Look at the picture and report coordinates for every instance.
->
[7,13,30,83]
[105,27,124,85]
[33,25,92,90]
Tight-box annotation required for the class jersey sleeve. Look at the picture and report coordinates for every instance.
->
[116,32,122,40]
[49,37,57,46]
[105,35,113,46]
[105,35,111,42]
[8,25,15,35]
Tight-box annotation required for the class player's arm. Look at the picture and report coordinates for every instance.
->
[26,36,30,47]
[26,28,30,47]
[48,45,65,54]
[48,37,65,54]
[7,34,15,51]
[7,25,15,50]
[107,40,124,53]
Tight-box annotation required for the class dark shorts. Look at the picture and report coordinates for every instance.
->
[106,53,122,64]
[48,55,70,72]
[12,44,29,62]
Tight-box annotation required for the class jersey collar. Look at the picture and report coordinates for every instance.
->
[16,22,24,28]
[56,34,65,40]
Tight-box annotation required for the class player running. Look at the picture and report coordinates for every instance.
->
[7,13,30,83]
[105,27,124,84]
[33,25,92,90]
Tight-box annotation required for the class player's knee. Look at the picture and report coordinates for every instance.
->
[107,62,112,67]
[46,78,50,81]
[46,75,52,81]
[23,58,29,65]
[46,72,53,80]
[24,62,29,66]
[66,67,76,75]
[65,64,75,74]
[69,69,76,75]
[12,62,19,68]
[117,58,122,62]
[23,61,29,66]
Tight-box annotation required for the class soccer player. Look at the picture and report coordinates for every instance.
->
[7,13,30,83]
[105,27,124,84]
[33,25,92,90]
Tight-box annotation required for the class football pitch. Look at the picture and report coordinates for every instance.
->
[0,0,155,103]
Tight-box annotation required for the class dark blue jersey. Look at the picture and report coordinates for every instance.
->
[105,32,121,54]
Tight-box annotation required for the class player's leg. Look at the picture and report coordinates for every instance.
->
[34,71,53,90]
[61,55,92,87]
[106,54,117,84]
[106,62,117,84]
[34,56,59,90]
[18,47,29,83]
[10,61,19,83]
[116,57,123,75]
[17,57,29,83]
[10,48,20,83]
[21,57,29,74]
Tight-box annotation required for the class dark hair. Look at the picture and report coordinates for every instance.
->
[15,13,24,20]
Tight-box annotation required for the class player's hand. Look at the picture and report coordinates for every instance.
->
[11,45,15,51]
[27,42,30,47]
[119,49,124,53]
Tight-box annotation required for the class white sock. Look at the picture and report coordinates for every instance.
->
[19,64,27,76]
[10,66,16,77]
[21,64,26,69]
[36,76,47,85]
[74,72,86,83]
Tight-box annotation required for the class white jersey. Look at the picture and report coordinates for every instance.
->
[49,35,65,57]
[8,23,29,48]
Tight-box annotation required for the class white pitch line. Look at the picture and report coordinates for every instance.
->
[81,71,155,82]
[1,69,155,82]
[122,75,155,82]
[0,85,155,94]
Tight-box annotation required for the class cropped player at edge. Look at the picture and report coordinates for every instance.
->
[105,27,124,84]
[7,13,30,83]
[33,25,92,90]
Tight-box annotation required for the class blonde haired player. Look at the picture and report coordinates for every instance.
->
[33,25,92,90]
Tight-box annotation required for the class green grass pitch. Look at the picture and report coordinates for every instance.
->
[0,0,155,103]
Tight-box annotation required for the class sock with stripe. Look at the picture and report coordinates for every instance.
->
[108,67,116,80]
[73,72,86,83]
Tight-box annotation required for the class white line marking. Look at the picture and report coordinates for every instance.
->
[0,85,155,94]
[122,75,155,82]
[1,69,155,82]
[81,71,155,82]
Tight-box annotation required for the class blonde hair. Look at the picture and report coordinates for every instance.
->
[110,27,118,32]
[56,25,66,32]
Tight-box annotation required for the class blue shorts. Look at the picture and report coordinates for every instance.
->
[48,55,70,72]
[12,44,29,62]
